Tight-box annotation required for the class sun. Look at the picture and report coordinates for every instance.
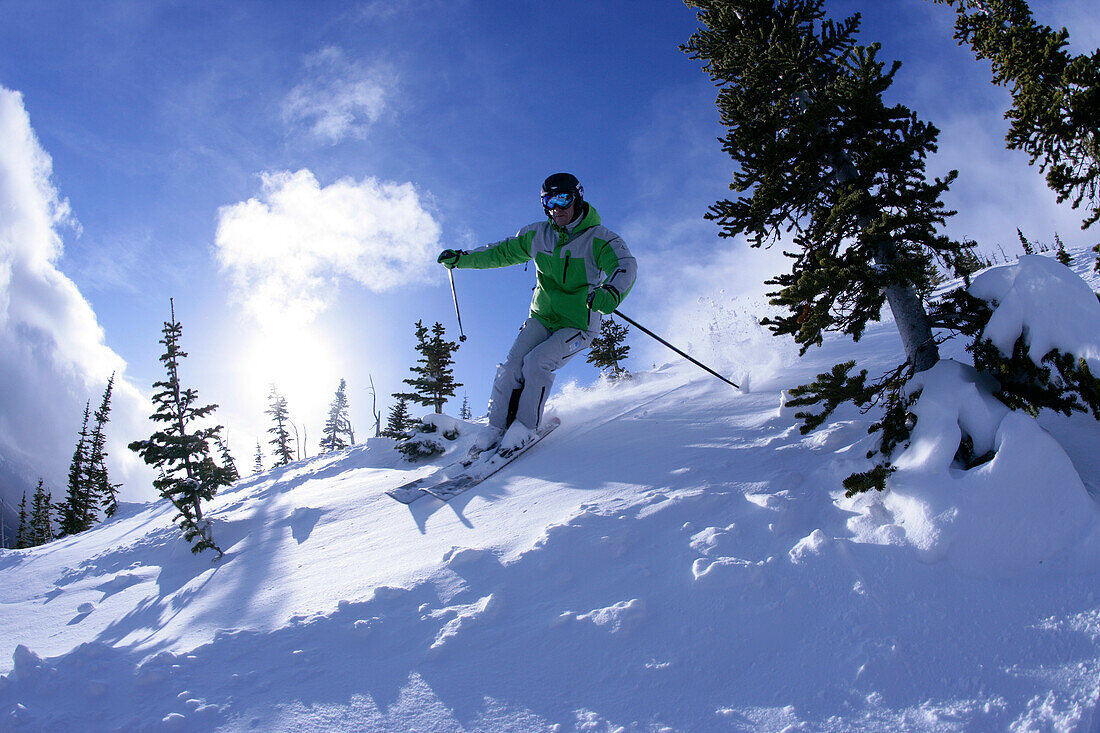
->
[237,324,343,448]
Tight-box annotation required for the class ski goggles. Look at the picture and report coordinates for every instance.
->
[541,192,575,210]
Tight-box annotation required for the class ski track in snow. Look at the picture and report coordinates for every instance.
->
[2,253,1100,731]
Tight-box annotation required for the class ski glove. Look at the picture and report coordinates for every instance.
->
[587,284,620,315]
[437,249,465,269]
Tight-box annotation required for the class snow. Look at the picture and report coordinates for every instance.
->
[851,358,1099,575]
[1,251,1099,731]
[970,254,1100,369]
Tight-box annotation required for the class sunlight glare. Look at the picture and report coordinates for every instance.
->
[239,325,343,450]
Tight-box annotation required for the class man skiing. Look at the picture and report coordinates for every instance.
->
[437,172,637,456]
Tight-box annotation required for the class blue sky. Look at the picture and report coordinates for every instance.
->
[0,0,1096,506]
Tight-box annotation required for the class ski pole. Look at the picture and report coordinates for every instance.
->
[448,268,467,342]
[612,309,739,389]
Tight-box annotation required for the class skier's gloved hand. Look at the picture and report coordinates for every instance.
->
[437,249,465,269]
[586,284,620,315]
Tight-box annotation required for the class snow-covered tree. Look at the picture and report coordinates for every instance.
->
[266,386,295,467]
[128,299,228,557]
[460,393,472,421]
[587,316,631,381]
[253,441,264,475]
[320,379,354,453]
[683,0,969,492]
[932,256,1100,428]
[394,320,463,414]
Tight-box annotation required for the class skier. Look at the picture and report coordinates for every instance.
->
[437,172,637,456]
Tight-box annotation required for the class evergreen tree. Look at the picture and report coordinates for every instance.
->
[460,393,472,421]
[87,374,121,518]
[253,441,264,475]
[382,397,413,439]
[128,299,228,557]
[59,402,93,536]
[394,321,463,414]
[266,386,295,467]
[587,316,632,381]
[929,286,1100,423]
[29,480,54,547]
[683,0,969,493]
[214,434,240,484]
[15,491,29,550]
[933,0,1100,230]
[320,379,354,452]
[1055,235,1073,266]
[955,238,990,280]
[1017,228,1036,255]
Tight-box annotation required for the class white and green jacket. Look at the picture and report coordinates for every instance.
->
[455,204,637,332]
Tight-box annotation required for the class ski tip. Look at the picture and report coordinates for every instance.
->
[385,488,424,504]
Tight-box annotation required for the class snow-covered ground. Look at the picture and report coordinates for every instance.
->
[2,252,1099,732]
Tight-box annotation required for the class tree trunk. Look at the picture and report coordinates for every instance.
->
[831,149,940,372]
[877,244,940,372]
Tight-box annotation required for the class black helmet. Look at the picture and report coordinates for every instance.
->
[540,172,584,213]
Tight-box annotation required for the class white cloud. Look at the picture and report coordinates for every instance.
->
[0,87,156,515]
[214,168,442,329]
[282,47,395,144]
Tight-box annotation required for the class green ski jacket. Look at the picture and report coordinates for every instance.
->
[455,204,637,332]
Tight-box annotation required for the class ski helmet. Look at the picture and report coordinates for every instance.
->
[540,172,584,214]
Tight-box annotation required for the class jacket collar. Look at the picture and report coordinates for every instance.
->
[551,203,600,234]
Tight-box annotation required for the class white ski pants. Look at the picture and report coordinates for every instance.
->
[487,318,594,431]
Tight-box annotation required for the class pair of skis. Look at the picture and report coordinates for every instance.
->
[385,418,560,504]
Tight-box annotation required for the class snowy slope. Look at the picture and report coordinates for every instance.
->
[2,254,1100,732]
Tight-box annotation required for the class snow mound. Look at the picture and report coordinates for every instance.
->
[848,359,1100,575]
[970,254,1100,368]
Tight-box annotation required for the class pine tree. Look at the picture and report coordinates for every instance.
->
[87,374,121,519]
[934,0,1100,229]
[320,379,354,453]
[59,402,93,536]
[382,397,413,439]
[1055,234,1073,266]
[955,238,990,280]
[266,386,295,467]
[460,393,472,420]
[1017,228,1036,255]
[394,321,463,414]
[253,441,264,475]
[587,316,632,381]
[128,299,228,557]
[214,434,240,484]
[29,480,54,547]
[15,491,29,549]
[683,0,968,492]
[929,286,1100,423]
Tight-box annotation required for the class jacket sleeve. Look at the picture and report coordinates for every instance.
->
[456,228,537,270]
[594,234,637,307]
